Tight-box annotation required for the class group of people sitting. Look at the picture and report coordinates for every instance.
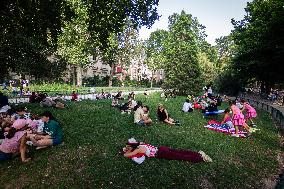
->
[0,107,63,162]
[112,91,181,126]
[29,92,68,109]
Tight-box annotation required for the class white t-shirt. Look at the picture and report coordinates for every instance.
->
[134,107,144,123]
[131,100,137,108]
[182,102,192,112]
[208,88,213,94]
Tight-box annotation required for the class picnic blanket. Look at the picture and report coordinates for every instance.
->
[204,120,247,138]
[204,110,225,116]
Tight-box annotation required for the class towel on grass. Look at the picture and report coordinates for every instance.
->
[204,120,247,138]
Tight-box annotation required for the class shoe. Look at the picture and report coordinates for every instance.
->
[121,111,126,114]
[175,122,181,126]
[199,151,213,162]
[232,134,240,137]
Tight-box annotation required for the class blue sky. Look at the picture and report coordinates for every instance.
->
[139,0,252,44]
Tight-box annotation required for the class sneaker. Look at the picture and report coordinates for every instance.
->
[232,134,240,137]
[175,122,181,126]
[121,111,126,114]
[26,141,33,146]
[199,151,213,162]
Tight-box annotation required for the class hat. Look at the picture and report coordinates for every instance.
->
[12,119,27,130]
[128,138,137,144]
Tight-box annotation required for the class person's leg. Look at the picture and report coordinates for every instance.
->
[30,136,53,148]
[164,119,175,125]
[144,118,152,125]
[156,146,204,163]
[168,117,174,122]
[234,125,239,136]
[243,123,251,132]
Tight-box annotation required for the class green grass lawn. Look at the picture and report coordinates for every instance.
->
[0,93,282,188]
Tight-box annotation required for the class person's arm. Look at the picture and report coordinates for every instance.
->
[19,134,31,163]
[221,114,228,124]
[164,109,169,119]
[124,148,143,158]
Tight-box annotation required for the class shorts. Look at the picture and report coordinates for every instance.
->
[52,138,62,145]
[136,120,145,126]
[0,151,13,161]
[225,121,234,128]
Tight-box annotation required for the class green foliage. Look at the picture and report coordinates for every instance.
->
[0,94,281,188]
[162,11,205,94]
[231,0,284,92]
[0,0,72,81]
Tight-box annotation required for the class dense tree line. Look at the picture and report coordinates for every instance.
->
[0,0,159,84]
[216,0,284,95]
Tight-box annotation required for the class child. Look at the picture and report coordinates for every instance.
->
[241,99,257,127]
[220,108,233,129]
[29,111,63,150]
[230,101,252,137]
[0,119,31,162]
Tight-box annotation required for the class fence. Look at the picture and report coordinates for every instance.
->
[246,98,284,129]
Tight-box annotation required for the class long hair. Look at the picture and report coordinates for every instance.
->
[6,127,17,139]
[126,142,140,151]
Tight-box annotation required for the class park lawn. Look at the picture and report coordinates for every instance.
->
[0,93,281,189]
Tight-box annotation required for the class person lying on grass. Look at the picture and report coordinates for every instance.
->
[134,101,152,126]
[0,119,31,162]
[29,111,63,150]
[122,138,212,164]
[157,104,180,125]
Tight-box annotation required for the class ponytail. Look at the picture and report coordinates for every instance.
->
[6,127,17,139]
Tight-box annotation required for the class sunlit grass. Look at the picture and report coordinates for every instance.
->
[0,93,281,188]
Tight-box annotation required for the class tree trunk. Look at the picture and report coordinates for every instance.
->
[76,66,82,87]
[72,65,76,87]
[108,63,115,87]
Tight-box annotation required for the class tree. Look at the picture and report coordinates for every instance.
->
[0,0,72,81]
[162,11,205,95]
[145,29,169,87]
[57,0,92,86]
[231,0,284,93]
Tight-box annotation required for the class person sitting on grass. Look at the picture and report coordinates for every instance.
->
[71,91,78,101]
[157,104,180,126]
[144,90,149,98]
[111,98,119,107]
[119,99,133,114]
[11,107,31,121]
[182,99,193,112]
[220,108,233,129]
[134,102,152,125]
[29,111,63,150]
[122,138,212,164]
[29,92,38,103]
[128,92,135,100]
[0,119,31,162]
[115,91,124,100]
[230,101,252,137]
[241,99,257,127]
[40,95,66,109]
